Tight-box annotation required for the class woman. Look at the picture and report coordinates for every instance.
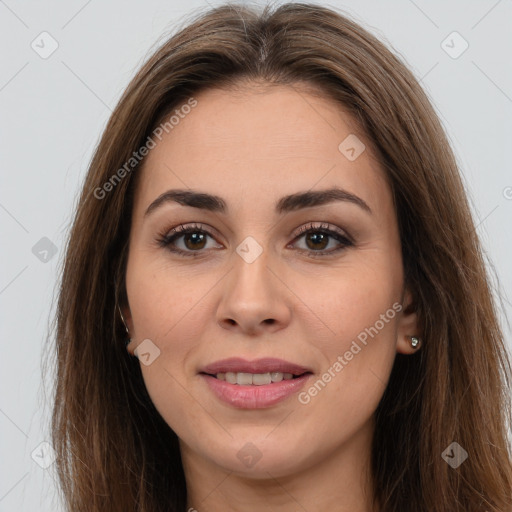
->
[51,2,512,511]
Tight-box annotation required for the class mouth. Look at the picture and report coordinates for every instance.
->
[200,370,312,385]
[199,357,313,385]
[198,357,313,408]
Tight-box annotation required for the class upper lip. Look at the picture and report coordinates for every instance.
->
[200,357,313,376]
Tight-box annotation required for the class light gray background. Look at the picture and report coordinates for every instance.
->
[1,0,511,509]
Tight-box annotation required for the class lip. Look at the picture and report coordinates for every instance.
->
[199,357,313,409]
[200,373,313,409]
[200,357,312,376]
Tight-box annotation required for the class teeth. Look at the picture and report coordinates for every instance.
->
[237,372,253,385]
[225,372,236,384]
[270,372,283,382]
[252,373,271,385]
[216,372,296,385]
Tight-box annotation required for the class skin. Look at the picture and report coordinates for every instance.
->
[122,81,421,512]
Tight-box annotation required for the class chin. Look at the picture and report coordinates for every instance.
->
[194,433,316,479]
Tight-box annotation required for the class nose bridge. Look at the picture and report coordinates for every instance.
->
[216,237,291,332]
[226,215,275,296]
[229,241,275,304]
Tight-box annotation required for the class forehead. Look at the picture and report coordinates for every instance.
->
[133,83,390,216]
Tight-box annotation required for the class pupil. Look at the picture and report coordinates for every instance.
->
[185,233,206,250]
[306,232,328,250]
[182,232,329,251]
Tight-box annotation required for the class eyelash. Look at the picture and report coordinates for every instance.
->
[156,221,353,258]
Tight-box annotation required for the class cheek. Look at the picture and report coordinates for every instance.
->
[125,259,211,436]
[125,252,215,401]
[292,252,401,415]
[295,254,402,353]
[125,251,215,342]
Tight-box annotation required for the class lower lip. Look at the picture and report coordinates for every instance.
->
[200,373,312,409]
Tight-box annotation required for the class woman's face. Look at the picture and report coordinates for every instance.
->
[123,82,419,480]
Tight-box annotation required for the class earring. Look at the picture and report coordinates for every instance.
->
[118,305,132,347]
[409,336,421,349]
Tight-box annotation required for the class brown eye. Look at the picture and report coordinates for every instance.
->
[291,222,353,256]
[158,223,222,256]
[182,232,207,250]
[158,222,352,258]
[304,232,329,251]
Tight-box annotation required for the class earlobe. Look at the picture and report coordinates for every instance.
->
[118,304,135,353]
[396,289,423,355]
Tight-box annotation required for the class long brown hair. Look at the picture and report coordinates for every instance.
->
[51,2,512,510]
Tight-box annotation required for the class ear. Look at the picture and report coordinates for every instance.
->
[120,300,135,353]
[396,288,422,355]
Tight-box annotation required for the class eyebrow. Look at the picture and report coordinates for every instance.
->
[144,187,372,217]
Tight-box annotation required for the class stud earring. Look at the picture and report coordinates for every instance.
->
[409,336,421,349]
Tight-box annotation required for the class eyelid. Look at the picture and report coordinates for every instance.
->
[158,222,221,247]
[160,222,219,240]
[291,221,352,243]
[157,221,353,256]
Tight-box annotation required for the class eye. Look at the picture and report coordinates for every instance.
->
[157,221,353,257]
[289,222,353,256]
[157,223,222,256]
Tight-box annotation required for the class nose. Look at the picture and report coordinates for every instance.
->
[216,247,292,336]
